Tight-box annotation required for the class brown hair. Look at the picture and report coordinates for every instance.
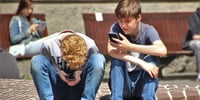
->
[61,35,87,71]
[16,0,33,21]
[115,0,141,19]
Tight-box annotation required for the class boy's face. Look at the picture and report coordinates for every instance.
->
[118,15,141,35]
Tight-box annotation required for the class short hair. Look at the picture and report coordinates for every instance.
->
[115,0,141,19]
[60,35,87,71]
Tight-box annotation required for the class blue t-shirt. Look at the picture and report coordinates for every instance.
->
[109,22,160,46]
[109,22,161,71]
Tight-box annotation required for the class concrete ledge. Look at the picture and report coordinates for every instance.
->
[0,78,199,100]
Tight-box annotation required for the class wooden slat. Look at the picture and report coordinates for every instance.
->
[83,13,116,55]
[142,12,192,55]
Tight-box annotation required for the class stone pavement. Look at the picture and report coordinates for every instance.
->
[0,78,110,100]
[0,78,200,100]
[0,79,38,100]
[2,59,198,100]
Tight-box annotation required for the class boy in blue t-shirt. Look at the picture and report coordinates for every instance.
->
[107,0,167,99]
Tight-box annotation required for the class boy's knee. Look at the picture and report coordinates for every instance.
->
[90,53,106,68]
[31,55,45,63]
[91,53,105,60]
[31,55,46,71]
[110,58,124,68]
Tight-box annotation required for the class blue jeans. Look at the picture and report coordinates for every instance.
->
[109,56,158,100]
[189,40,200,73]
[31,53,105,100]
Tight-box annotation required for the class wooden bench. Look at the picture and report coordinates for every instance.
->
[0,13,48,60]
[82,12,193,78]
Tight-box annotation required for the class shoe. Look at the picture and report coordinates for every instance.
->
[196,76,200,82]
[9,44,25,56]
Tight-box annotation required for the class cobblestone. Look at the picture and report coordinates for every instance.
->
[0,78,200,100]
[0,79,38,100]
[0,78,110,100]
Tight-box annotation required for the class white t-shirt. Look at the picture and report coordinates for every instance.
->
[40,30,98,71]
[126,52,140,72]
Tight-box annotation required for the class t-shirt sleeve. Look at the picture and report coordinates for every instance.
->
[147,26,161,42]
[76,32,99,56]
[40,39,61,72]
[40,42,53,63]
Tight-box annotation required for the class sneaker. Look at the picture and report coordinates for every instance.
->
[196,76,200,82]
[9,44,25,56]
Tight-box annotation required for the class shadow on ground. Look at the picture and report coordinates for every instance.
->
[100,95,110,100]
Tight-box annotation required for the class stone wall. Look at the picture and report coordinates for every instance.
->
[0,2,199,34]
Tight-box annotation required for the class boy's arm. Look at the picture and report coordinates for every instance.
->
[109,33,167,57]
[107,33,166,78]
[40,43,60,72]
[128,40,167,57]
[107,41,158,78]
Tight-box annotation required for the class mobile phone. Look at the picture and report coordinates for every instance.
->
[37,21,46,32]
[66,72,75,80]
[63,69,75,80]
[108,32,121,43]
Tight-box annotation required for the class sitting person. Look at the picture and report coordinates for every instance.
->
[107,0,167,99]
[182,7,200,81]
[30,30,105,100]
[9,0,54,56]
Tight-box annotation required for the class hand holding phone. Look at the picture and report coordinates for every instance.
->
[37,21,46,32]
[66,72,75,80]
[63,68,75,81]
[108,32,121,43]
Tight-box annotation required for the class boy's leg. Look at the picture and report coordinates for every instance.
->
[109,58,127,100]
[133,56,159,100]
[81,53,105,100]
[140,73,158,100]
[30,55,57,100]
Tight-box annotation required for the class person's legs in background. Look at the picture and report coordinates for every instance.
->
[189,40,200,81]
[25,33,59,55]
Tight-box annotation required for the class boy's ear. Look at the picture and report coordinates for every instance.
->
[137,14,142,21]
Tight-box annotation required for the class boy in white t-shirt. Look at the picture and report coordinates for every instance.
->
[31,30,105,100]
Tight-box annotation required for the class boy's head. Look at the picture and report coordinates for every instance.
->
[115,0,141,20]
[60,34,87,71]
[115,0,142,35]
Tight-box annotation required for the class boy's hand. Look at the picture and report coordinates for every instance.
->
[57,70,81,86]
[142,63,159,78]
[111,33,131,52]
[66,71,82,86]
